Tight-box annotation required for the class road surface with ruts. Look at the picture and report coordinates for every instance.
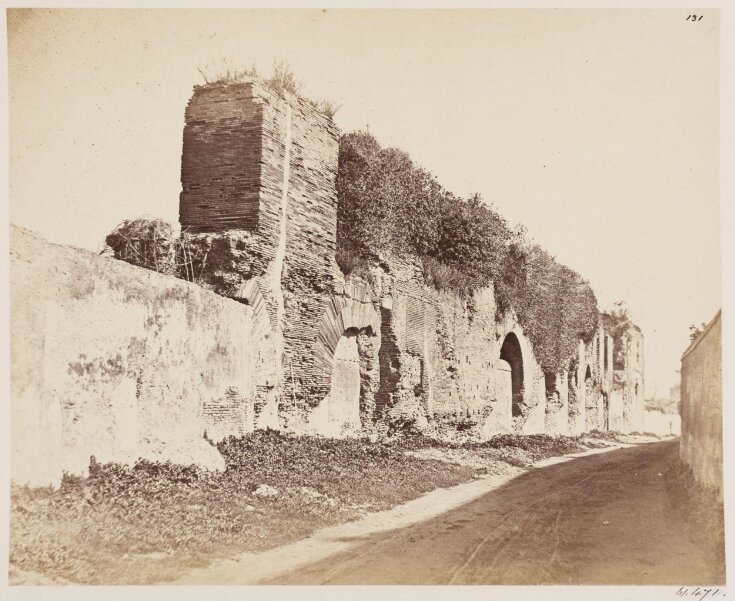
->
[265,440,723,585]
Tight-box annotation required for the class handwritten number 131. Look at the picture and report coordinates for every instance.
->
[686,15,704,21]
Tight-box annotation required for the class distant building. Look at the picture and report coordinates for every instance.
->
[601,313,645,433]
[670,380,681,412]
[642,399,681,436]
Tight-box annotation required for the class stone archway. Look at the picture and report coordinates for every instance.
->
[320,328,362,436]
[310,287,381,438]
[500,333,524,418]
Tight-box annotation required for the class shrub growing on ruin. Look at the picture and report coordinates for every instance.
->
[421,256,477,295]
[104,218,210,283]
[196,62,259,86]
[307,98,342,119]
[337,131,599,374]
[337,131,443,259]
[688,321,708,343]
[267,61,302,96]
[337,132,512,289]
[104,218,178,275]
[433,193,513,288]
[601,301,641,369]
[197,61,340,119]
[335,247,373,279]
[496,244,599,373]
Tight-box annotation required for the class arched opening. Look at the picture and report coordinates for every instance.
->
[500,333,524,417]
[604,336,609,371]
[585,365,592,382]
[323,328,361,436]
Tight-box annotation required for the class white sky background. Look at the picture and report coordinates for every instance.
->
[7,8,721,399]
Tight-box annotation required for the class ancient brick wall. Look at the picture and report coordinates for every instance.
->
[10,78,652,489]
[180,84,264,232]
[600,317,644,434]
[566,340,586,435]
[179,80,342,431]
[680,311,722,498]
[579,329,603,431]
[10,226,256,486]
[315,255,551,441]
[176,79,635,443]
[613,326,645,433]
[625,327,645,432]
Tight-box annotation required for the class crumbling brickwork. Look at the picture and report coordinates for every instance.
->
[10,77,651,486]
[179,80,342,431]
[606,324,645,433]
[176,79,646,443]
[333,256,551,441]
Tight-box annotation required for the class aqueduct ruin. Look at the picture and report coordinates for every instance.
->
[174,78,645,441]
[10,77,646,485]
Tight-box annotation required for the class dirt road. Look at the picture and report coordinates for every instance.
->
[265,440,723,585]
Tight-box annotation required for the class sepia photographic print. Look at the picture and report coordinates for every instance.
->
[1,3,733,599]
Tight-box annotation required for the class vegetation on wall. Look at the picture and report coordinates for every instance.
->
[103,219,216,285]
[196,61,341,119]
[105,125,602,376]
[336,131,599,373]
[601,301,638,370]
[496,243,599,373]
[688,321,709,343]
[104,218,179,276]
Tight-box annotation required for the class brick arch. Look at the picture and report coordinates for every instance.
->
[499,331,524,417]
[313,284,380,378]
[308,284,380,437]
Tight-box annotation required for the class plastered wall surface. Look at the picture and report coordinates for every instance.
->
[680,311,722,498]
[11,226,256,486]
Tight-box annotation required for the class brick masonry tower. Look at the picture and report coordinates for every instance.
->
[179,79,341,429]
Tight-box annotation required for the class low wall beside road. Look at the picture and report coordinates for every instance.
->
[679,311,722,498]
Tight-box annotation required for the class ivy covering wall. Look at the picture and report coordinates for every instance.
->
[336,131,599,374]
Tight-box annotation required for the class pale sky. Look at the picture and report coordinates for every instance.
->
[7,8,722,398]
